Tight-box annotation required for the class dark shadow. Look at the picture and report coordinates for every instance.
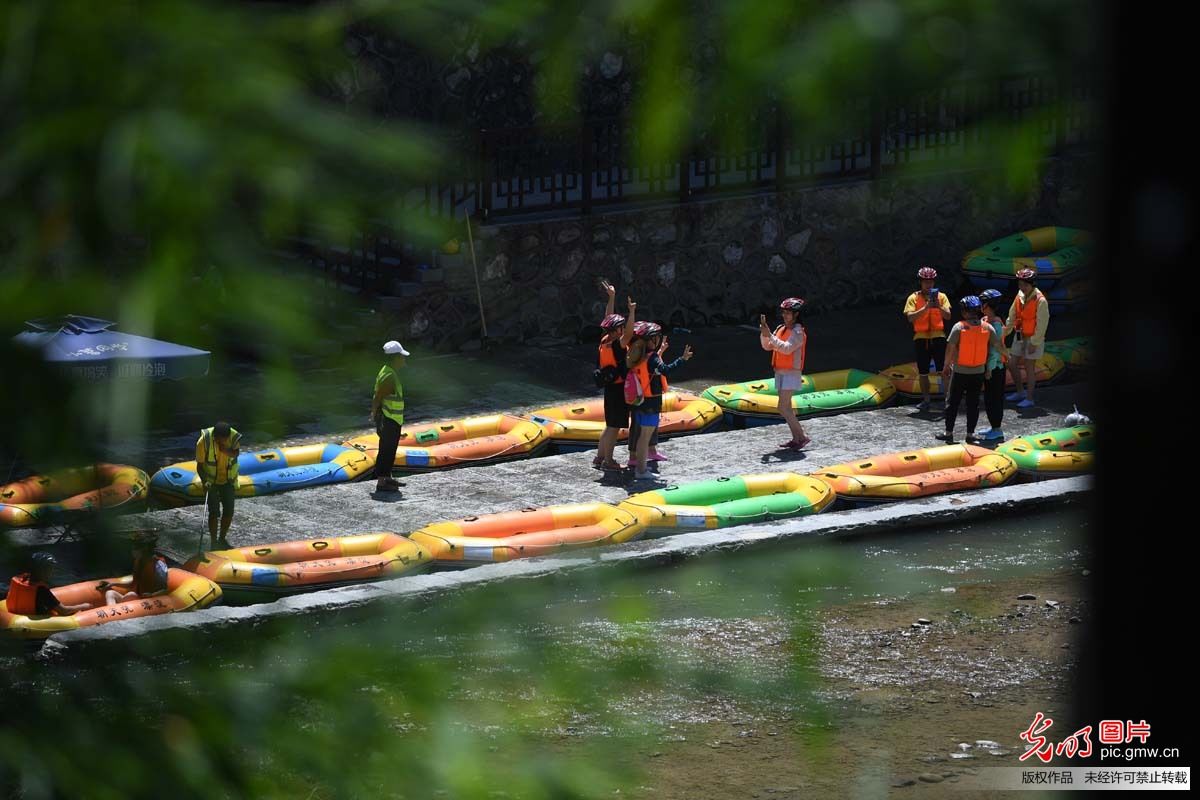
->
[369,491,405,503]
[760,450,808,464]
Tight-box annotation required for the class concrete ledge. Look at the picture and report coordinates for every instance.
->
[41,476,1091,657]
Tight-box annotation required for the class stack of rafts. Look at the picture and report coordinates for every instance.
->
[960,227,1092,314]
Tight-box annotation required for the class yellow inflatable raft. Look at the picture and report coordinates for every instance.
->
[408,503,643,564]
[1,464,149,527]
[619,472,835,529]
[880,353,1065,398]
[1,568,221,639]
[345,414,550,470]
[528,391,722,451]
[185,533,429,596]
[810,444,1017,502]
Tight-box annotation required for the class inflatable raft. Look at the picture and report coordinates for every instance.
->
[810,444,1017,502]
[528,392,723,451]
[185,533,429,597]
[0,464,149,527]
[1043,337,1092,371]
[408,503,643,564]
[961,227,1092,288]
[1,568,221,639]
[997,425,1095,477]
[701,369,896,427]
[344,414,549,471]
[619,473,834,529]
[149,443,373,506]
[879,353,1065,399]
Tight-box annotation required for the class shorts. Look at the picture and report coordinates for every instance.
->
[206,482,236,518]
[1010,337,1044,359]
[633,408,661,428]
[914,337,947,374]
[775,371,804,392]
[603,383,630,429]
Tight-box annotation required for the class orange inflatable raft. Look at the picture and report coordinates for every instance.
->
[810,444,1017,502]
[528,391,723,451]
[185,533,430,597]
[344,414,550,470]
[0,464,150,527]
[1,568,221,639]
[408,503,644,565]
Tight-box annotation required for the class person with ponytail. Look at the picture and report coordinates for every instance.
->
[625,320,693,481]
[759,297,810,449]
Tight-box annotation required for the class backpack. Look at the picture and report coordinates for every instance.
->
[623,373,644,406]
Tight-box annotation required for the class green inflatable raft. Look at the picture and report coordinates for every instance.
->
[996,425,1095,477]
[961,227,1092,288]
[701,369,896,427]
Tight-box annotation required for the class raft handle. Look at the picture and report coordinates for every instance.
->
[313,541,329,551]
[254,548,273,556]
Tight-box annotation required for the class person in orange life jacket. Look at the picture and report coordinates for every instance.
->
[99,535,169,606]
[4,552,90,616]
[626,321,694,482]
[759,297,810,449]
[594,285,636,471]
[197,420,241,549]
[976,289,1010,442]
[372,340,410,493]
[937,295,1000,445]
[624,331,673,469]
[903,267,953,410]
[1002,268,1050,408]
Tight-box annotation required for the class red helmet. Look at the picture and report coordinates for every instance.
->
[779,297,805,311]
[1015,267,1036,282]
[632,321,662,339]
[599,313,626,331]
[917,267,938,280]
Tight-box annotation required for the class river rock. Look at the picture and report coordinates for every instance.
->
[918,773,944,783]
[1017,594,1036,600]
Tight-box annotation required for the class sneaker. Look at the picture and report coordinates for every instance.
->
[984,429,1004,441]
[965,434,981,445]
[648,451,669,462]
[592,455,603,469]
[1017,398,1036,408]
[916,399,930,411]
[934,432,956,443]
[633,470,654,481]
[600,460,624,471]
[976,425,992,435]
[1005,392,1023,402]
[375,482,398,493]
[779,440,800,449]
[385,477,405,487]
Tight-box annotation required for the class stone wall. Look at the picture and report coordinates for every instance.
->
[388,156,1095,350]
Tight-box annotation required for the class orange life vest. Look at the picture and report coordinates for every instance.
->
[770,324,807,371]
[5,573,45,615]
[1014,289,1043,337]
[957,323,989,368]
[597,335,625,384]
[631,357,667,399]
[910,292,945,334]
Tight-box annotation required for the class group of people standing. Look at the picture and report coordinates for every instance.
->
[593,279,694,482]
[904,265,1050,444]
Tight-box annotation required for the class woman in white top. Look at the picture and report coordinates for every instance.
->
[759,297,810,449]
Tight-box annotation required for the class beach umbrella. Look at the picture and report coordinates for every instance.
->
[13,315,210,380]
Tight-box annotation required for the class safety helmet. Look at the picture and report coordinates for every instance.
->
[1015,267,1037,282]
[779,297,805,311]
[599,313,626,331]
[917,267,938,280]
[978,289,1002,306]
[632,321,662,339]
[959,295,982,311]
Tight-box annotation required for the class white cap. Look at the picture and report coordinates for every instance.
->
[383,340,410,356]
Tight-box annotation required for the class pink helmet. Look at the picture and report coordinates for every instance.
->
[632,321,662,339]
[779,297,805,311]
[917,266,938,280]
[599,313,626,331]
[1015,267,1037,282]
